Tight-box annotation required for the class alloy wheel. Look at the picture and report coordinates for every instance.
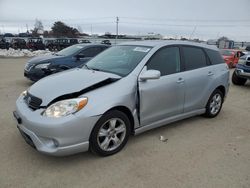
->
[97,118,126,152]
[209,93,222,115]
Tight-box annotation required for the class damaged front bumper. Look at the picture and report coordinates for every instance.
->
[14,97,101,156]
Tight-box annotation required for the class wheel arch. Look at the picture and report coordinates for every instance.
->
[105,106,135,135]
[215,85,226,99]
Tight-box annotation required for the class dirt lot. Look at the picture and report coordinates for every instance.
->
[0,57,250,188]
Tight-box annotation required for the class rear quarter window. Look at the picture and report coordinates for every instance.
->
[205,49,225,65]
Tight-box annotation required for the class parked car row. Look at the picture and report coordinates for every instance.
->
[0,36,112,51]
[0,37,45,50]
[14,41,230,157]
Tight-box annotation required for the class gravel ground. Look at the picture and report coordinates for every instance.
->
[0,57,250,188]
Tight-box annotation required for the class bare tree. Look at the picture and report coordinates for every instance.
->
[32,19,44,37]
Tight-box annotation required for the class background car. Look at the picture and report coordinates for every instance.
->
[79,39,91,44]
[10,38,27,50]
[0,37,9,50]
[245,46,250,52]
[24,44,109,81]
[46,38,79,51]
[26,37,46,50]
[220,49,245,68]
[232,54,250,85]
[101,40,111,45]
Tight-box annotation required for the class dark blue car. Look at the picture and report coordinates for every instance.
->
[24,44,109,81]
[232,54,250,85]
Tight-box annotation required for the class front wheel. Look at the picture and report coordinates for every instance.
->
[204,89,223,118]
[232,71,247,85]
[90,110,131,156]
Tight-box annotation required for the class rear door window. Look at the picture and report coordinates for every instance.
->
[182,46,207,70]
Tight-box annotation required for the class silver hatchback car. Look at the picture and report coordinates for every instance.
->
[14,41,229,156]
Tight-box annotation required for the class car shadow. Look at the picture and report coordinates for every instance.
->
[29,115,204,164]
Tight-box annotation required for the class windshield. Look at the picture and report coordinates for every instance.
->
[220,50,234,56]
[56,44,84,56]
[85,45,152,77]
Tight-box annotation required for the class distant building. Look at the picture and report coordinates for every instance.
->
[218,38,234,49]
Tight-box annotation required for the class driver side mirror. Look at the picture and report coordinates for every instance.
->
[75,54,85,60]
[139,70,161,81]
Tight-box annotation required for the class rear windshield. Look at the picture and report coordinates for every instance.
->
[220,50,234,56]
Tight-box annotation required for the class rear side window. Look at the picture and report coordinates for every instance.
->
[182,46,207,70]
[205,49,225,65]
[147,46,181,76]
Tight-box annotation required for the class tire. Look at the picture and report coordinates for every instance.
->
[230,62,234,68]
[90,110,131,156]
[232,71,247,85]
[204,89,224,118]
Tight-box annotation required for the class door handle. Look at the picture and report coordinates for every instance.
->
[177,78,184,83]
[208,71,214,76]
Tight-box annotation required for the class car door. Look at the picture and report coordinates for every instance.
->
[180,46,214,112]
[138,46,185,126]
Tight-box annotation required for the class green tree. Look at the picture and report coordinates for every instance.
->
[51,21,79,37]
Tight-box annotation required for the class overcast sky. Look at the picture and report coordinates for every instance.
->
[0,0,250,41]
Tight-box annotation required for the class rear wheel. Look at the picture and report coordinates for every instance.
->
[204,89,223,118]
[232,71,247,85]
[90,110,130,156]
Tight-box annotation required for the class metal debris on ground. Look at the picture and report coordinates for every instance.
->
[159,136,168,142]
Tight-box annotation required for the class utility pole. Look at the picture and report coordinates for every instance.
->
[115,16,119,45]
[26,24,29,33]
[90,24,93,36]
[189,25,197,40]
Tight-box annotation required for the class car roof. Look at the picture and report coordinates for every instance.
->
[74,43,109,48]
[220,49,241,52]
[119,40,218,51]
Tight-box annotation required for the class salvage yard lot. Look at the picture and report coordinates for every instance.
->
[0,57,250,188]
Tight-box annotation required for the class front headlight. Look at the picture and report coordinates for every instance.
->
[35,63,50,69]
[43,97,88,118]
[20,90,27,97]
[238,59,246,65]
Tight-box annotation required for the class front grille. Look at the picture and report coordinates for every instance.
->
[246,58,250,66]
[24,92,42,110]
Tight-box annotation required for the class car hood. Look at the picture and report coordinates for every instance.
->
[27,54,63,65]
[28,68,121,106]
[222,55,233,59]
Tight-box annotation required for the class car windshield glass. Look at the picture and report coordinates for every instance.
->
[56,45,84,56]
[84,45,152,77]
[239,55,248,60]
[220,50,234,56]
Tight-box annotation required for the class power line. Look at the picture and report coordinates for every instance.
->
[120,17,250,23]
[120,21,250,27]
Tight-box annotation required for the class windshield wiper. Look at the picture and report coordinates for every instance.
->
[84,64,100,71]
